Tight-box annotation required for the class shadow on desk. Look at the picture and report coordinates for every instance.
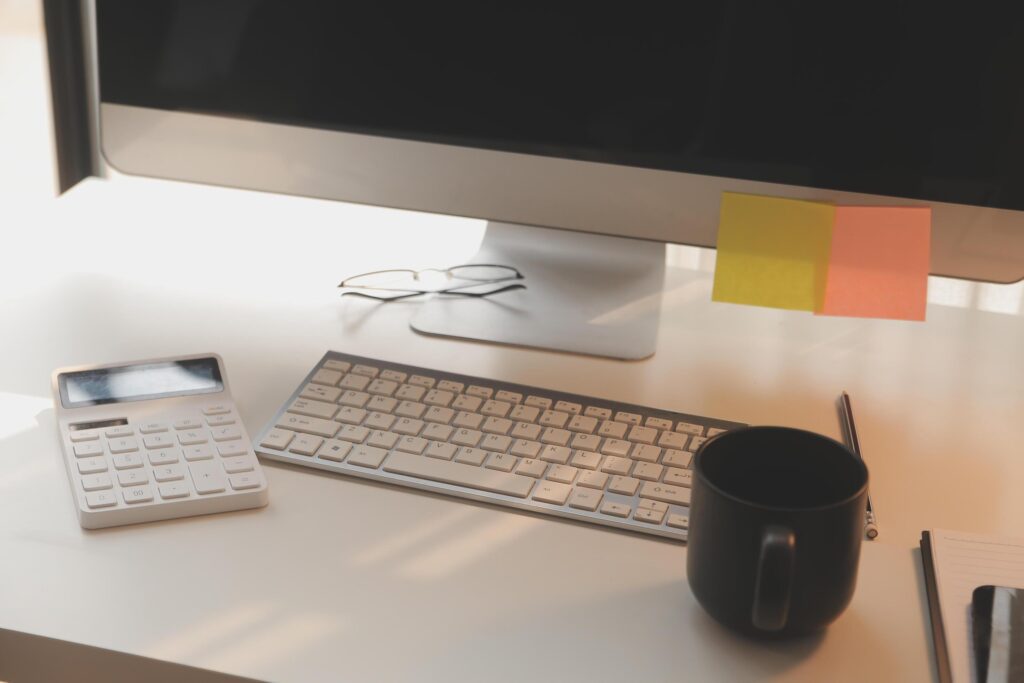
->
[0,628,259,683]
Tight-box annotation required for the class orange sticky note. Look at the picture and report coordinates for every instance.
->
[820,206,931,320]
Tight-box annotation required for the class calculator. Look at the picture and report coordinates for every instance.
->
[52,353,269,529]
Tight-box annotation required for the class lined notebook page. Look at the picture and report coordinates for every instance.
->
[931,529,1024,682]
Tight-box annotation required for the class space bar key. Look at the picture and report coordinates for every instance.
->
[383,452,535,498]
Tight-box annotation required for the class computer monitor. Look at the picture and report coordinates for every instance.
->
[92,2,1024,359]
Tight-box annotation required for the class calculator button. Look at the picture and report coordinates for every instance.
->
[260,428,295,451]
[173,419,203,430]
[211,426,242,442]
[190,462,227,494]
[148,448,180,466]
[183,444,215,462]
[202,404,231,415]
[112,453,144,470]
[117,470,149,487]
[123,486,154,504]
[73,442,104,458]
[105,426,134,438]
[139,422,168,434]
[217,442,248,458]
[81,473,112,491]
[177,431,208,446]
[85,491,118,508]
[144,434,174,449]
[68,456,108,479]
[205,414,237,427]
[153,465,185,482]
[69,430,100,442]
[222,456,255,474]
[108,437,139,454]
[229,473,262,491]
[158,482,190,500]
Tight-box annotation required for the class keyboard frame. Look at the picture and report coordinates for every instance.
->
[254,351,746,541]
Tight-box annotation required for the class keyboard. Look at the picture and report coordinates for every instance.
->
[254,351,745,541]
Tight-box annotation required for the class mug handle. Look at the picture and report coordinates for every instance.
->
[751,525,796,631]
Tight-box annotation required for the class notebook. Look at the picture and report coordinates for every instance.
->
[921,529,1024,682]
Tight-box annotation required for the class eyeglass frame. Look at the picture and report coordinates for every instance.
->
[337,263,525,300]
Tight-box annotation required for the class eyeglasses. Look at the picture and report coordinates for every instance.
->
[338,264,525,301]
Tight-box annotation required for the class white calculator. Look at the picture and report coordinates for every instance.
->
[52,353,269,529]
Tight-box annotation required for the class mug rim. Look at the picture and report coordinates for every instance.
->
[693,426,869,513]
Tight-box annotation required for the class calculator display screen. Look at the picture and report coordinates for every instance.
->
[60,358,223,407]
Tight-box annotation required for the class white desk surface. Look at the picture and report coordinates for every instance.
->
[4,7,1024,681]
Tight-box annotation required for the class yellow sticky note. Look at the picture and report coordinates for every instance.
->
[712,192,835,311]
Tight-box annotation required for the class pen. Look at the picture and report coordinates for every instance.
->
[838,391,879,540]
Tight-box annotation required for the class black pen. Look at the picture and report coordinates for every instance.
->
[838,391,879,540]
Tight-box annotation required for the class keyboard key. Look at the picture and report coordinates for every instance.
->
[515,458,547,478]
[638,498,669,514]
[634,507,666,524]
[600,501,631,518]
[570,433,602,451]
[577,470,609,489]
[546,464,578,484]
[658,431,688,450]
[300,384,341,403]
[183,444,215,461]
[451,394,483,412]
[81,473,112,491]
[633,462,664,481]
[73,442,103,458]
[481,400,512,418]
[335,407,368,425]
[190,462,228,494]
[524,395,552,409]
[437,380,464,393]
[276,415,339,439]
[509,405,540,423]
[600,439,631,457]
[454,447,488,466]
[118,470,149,487]
[85,491,118,508]
[532,481,571,505]
[395,436,428,454]
[311,368,343,386]
[667,514,690,530]
[510,439,542,458]
[77,457,108,474]
[485,452,517,472]
[540,428,570,447]
[627,426,658,445]
[598,421,628,439]
[539,410,569,428]
[109,437,139,454]
[396,384,427,402]
[630,444,662,463]
[675,422,704,436]
[688,436,708,452]
[425,441,458,460]
[452,411,484,429]
[568,488,603,511]
[481,417,513,435]
[538,444,571,464]
[451,428,482,447]
[149,448,181,466]
[177,430,208,446]
[366,396,398,413]
[424,406,455,424]
[608,475,640,495]
[366,430,400,449]
[407,375,435,388]
[466,385,493,398]
[159,482,191,499]
[339,374,372,391]
[229,473,262,490]
[112,453,144,470]
[383,452,535,498]
[393,418,425,435]
[367,379,399,396]
[495,390,522,403]
[600,456,631,476]
[639,482,692,506]
[663,468,693,487]
[567,415,598,433]
[662,449,693,469]
[339,391,371,408]
[316,439,353,462]
[222,457,255,474]
[510,421,542,440]
[645,417,673,431]
[584,406,612,420]
[351,364,380,378]
[364,412,397,430]
[422,423,454,442]
[123,486,155,504]
[348,445,389,468]
[380,369,407,383]
[338,425,370,443]
[570,450,602,470]
[615,412,642,425]
[480,434,512,452]
[323,359,353,373]
[395,401,427,419]
[554,401,582,415]
[153,465,185,482]
[424,390,455,407]
[261,428,295,450]
[289,434,323,456]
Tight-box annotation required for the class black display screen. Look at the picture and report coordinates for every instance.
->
[97,1,1024,211]
[59,358,223,407]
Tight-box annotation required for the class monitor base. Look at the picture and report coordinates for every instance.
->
[410,223,665,360]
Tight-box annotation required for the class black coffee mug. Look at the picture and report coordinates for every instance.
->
[686,426,868,638]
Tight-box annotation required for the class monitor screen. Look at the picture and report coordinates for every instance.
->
[97,2,1024,212]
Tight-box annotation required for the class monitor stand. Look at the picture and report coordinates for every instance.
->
[410,222,666,360]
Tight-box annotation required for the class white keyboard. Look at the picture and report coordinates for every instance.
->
[255,352,744,541]
[53,354,269,529]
